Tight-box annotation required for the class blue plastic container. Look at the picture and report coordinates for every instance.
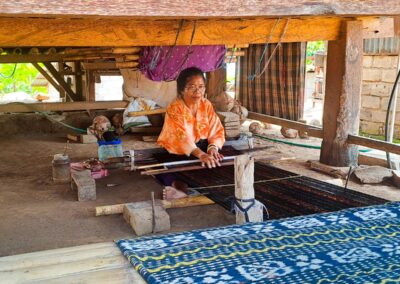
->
[98,139,123,161]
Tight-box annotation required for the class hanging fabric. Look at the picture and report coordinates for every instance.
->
[140,45,226,82]
[237,43,306,121]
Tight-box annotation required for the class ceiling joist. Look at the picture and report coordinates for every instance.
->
[0,17,394,47]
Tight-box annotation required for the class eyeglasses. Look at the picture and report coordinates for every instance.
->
[184,85,206,92]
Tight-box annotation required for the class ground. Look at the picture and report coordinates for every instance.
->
[1,119,400,257]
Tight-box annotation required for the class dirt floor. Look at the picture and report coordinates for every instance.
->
[1,117,400,257]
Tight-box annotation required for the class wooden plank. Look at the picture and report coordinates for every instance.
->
[348,135,400,156]
[0,101,129,113]
[1,1,400,17]
[0,17,393,47]
[39,267,145,284]
[320,21,363,167]
[0,243,119,272]
[247,112,323,139]
[43,62,79,101]
[1,253,130,282]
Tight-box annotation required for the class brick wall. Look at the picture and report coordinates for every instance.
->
[360,55,399,137]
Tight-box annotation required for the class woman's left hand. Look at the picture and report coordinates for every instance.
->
[207,147,224,163]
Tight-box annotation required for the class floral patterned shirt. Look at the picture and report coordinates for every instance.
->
[157,98,225,156]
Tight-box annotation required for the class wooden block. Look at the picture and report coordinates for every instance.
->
[142,136,158,142]
[217,111,240,123]
[67,134,80,142]
[80,134,97,144]
[71,170,96,201]
[224,121,240,127]
[123,201,170,236]
[225,129,240,138]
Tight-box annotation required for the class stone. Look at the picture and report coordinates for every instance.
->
[297,119,308,139]
[280,127,297,139]
[123,200,170,236]
[373,56,392,68]
[382,69,397,83]
[249,122,263,134]
[361,95,381,109]
[392,170,400,188]
[71,170,96,201]
[359,121,383,135]
[363,56,373,68]
[362,68,382,82]
[353,166,393,184]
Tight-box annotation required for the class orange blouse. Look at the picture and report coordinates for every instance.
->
[157,98,225,156]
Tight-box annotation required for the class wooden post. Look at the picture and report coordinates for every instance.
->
[234,154,262,224]
[74,61,83,101]
[206,67,226,100]
[320,20,363,166]
[88,70,96,102]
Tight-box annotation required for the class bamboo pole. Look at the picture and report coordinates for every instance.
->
[127,108,166,117]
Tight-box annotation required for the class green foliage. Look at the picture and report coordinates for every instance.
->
[359,131,400,144]
[306,41,326,71]
[0,63,47,97]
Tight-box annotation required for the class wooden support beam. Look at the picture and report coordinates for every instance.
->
[74,62,83,101]
[87,70,95,102]
[1,1,400,17]
[82,62,138,70]
[347,135,400,156]
[0,17,394,47]
[206,67,226,100]
[43,62,79,101]
[32,62,60,92]
[0,101,129,113]
[320,20,363,167]
[247,112,323,139]
[234,154,262,224]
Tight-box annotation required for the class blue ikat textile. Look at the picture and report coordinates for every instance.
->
[116,202,400,283]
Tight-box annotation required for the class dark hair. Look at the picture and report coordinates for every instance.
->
[176,67,206,97]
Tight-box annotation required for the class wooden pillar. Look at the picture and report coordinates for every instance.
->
[87,70,95,102]
[234,154,263,224]
[206,67,226,100]
[320,20,363,167]
[74,61,83,101]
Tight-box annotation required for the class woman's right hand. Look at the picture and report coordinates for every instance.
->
[199,153,221,168]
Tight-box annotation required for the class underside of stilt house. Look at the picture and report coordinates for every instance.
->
[2,2,400,283]
[0,1,399,167]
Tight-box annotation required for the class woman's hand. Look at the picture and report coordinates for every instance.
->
[207,147,224,163]
[199,153,220,168]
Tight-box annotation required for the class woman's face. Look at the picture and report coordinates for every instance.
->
[181,75,206,105]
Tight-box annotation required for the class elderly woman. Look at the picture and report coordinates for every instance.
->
[157,67,225,168]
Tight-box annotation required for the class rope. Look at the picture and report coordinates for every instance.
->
[164,20,197,81]
[0,64,17,79]
[256,18,290,78]
[188,174,303,190]
[248,18,281,80]
[254,133,372,152]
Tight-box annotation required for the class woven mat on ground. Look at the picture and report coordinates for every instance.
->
[117,202,400,284]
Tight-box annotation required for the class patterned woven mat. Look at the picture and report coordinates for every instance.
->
[117,202,400,284]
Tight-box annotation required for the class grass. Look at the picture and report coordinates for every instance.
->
[359,132,400,144]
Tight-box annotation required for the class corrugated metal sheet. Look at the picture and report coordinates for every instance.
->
[364,37,400,55]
